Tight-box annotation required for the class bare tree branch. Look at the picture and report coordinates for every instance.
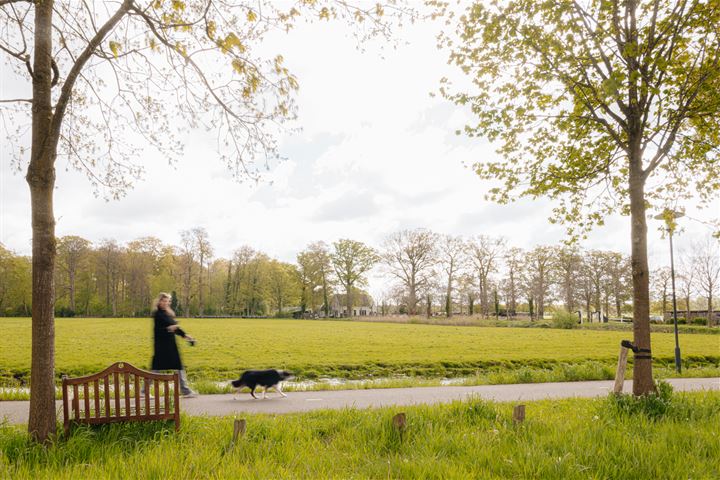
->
[48,0,133,152]
[0,0,30,7]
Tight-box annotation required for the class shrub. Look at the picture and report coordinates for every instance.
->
[552,310,578,329]
[55,307,75,318]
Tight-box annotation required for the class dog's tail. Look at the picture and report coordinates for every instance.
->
[231,379,244,388]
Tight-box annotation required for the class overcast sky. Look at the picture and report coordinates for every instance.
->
[1,10,717,298]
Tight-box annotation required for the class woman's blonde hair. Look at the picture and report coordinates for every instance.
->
[152,292,176,317]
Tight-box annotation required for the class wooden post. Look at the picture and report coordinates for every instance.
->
[62,375,69,435]
[392,413,406,431]
[614,346,629,394]
[232,418,247,444]
[173,372,180,432]
[222,418,247,455]
[392,413,407,442]
[512,405,525,424]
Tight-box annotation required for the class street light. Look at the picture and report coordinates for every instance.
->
[654,209,684,373]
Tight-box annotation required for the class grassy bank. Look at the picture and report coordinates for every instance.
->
[1,318,718,387]
[4,360,717,400]
[348,314,719,334]
[1,389,718,479]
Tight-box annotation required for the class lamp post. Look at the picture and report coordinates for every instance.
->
[654,209,684,373]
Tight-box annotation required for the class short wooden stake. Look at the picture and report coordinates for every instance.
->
[614,346,629,394]
[392,413,406,441]
[512,405,525,424]
[392,413,406,430]
[232,418,246,444]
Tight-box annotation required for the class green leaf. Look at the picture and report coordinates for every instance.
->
[109,41,121,58]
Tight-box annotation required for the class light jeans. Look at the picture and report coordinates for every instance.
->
[142,369,193,396]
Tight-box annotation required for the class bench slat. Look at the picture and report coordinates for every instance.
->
[145,376,151,416]
[72,385,79,420]
[84,383,90,420]
[94,380,100,418]
[114,372,120,417]
[135,375,141,418]
[104,376,110,418]
[124,372,131,417]
[62,377,69,432]
[164,380,170,414]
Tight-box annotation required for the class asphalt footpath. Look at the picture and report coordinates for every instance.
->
[1,377,718,425]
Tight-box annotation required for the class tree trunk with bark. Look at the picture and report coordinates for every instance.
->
[322,276,329,317]
[445,276,452,318]
[408,283,417,316]
[345,285,352,317]
[27,0,57,443]
[708,294,714,327]
[68,269,76,311]
[480,278,488,317]
[629,150,654,395]
[198,253,204,316]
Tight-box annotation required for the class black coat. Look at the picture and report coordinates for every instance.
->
[151,309,186,371]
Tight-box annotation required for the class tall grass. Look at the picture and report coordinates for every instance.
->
[1,391,718,479]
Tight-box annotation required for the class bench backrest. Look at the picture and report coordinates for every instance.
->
[62,362,179,434]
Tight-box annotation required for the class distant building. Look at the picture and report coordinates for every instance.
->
[329,293,377,317]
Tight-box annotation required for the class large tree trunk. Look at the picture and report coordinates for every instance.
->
[708,293,714,327]
[68,269,76,311]
[629,159,654,395]
[480,277,488,317]
[408,284,417,315]
[112,277,118,316]
[528,297,534,320]
[198,254,204,316]
[322,275,329,317]
[346,284,352,317]
[445,276,452,318]
[27,0,57,443]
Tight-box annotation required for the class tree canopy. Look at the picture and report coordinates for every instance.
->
[437,0,719,238]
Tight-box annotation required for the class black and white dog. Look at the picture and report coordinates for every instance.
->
[230,369,294,399]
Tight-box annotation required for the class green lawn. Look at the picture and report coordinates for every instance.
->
[1,389,718,479]
[2,317,718,385]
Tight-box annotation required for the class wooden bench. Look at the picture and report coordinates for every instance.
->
[62,362,180,434]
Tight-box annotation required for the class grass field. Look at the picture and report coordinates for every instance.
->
[1,388,718,479]
[1,317,718,388]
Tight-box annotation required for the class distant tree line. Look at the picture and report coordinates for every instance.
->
[0,228,717,323]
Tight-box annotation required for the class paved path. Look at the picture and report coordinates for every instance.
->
[1,378,717,425]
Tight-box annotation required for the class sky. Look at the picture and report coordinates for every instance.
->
[1,7,717,298]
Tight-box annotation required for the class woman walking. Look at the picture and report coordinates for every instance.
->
[150,292,197,397]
